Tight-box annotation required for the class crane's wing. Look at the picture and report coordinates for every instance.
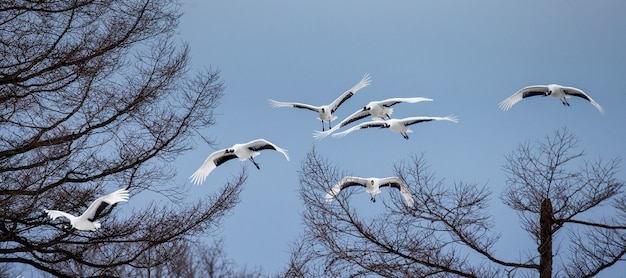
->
[378,177,414,206]
[562,86,604,114]
[190,149,238,185]
[45,209,74,221]
[378,97,433,107]
[335,108,371,129]
[313,108,370,139]
[81,189,129,221]
[331,120,388,138]
[498,85,549,111]
[328,73,371,113]
[401,115,458,126]
[268,99,320,113]
[325,176,368,203]
[245,139,290,161]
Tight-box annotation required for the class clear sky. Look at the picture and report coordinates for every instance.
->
[174,0,626,275]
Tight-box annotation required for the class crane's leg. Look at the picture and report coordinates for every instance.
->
[561,98,570,106]
[402,132,409,140]
[370,195,376,202]
[249,157,260,170]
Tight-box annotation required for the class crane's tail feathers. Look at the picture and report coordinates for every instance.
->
[107,189,130,204]
[408,97,434,103]
[44,209,70,221]
[278,148,290,161]
[351,73,372,92]
[591,101,604,114]
[443,115,459,123]
[44,210,58,220]
[313,129,333,140]
[324,194,335,204]
[189,171,207,185]
[498,99,514,111]
[268,99,289,108]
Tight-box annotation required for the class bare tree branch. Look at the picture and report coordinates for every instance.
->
[0,0,246,276]
[288,128,625,277]
[502,127,626,277]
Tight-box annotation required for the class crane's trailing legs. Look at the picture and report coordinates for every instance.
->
[321,120,331,131]
[249,157,260,170]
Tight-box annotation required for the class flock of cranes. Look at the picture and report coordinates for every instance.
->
[45,74,604,231]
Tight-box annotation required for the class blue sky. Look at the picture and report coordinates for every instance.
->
[174,0,626,275]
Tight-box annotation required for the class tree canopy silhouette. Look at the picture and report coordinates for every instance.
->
[0,0,246,276]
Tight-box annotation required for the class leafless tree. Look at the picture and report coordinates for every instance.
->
[501,127,626,277]
[285,129,625,277]
[0,0,247,277]
[120,238,263,278]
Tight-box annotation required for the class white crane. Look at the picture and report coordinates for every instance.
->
[189,139,289,185]
[269,73,371,131]
[325,176,414,206]
[499,84,603,114]
[45,189,130,231]
[332,115,458,140]
[313,97,433,139]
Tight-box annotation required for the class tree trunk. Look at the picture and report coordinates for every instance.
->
[539,198,553,278]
